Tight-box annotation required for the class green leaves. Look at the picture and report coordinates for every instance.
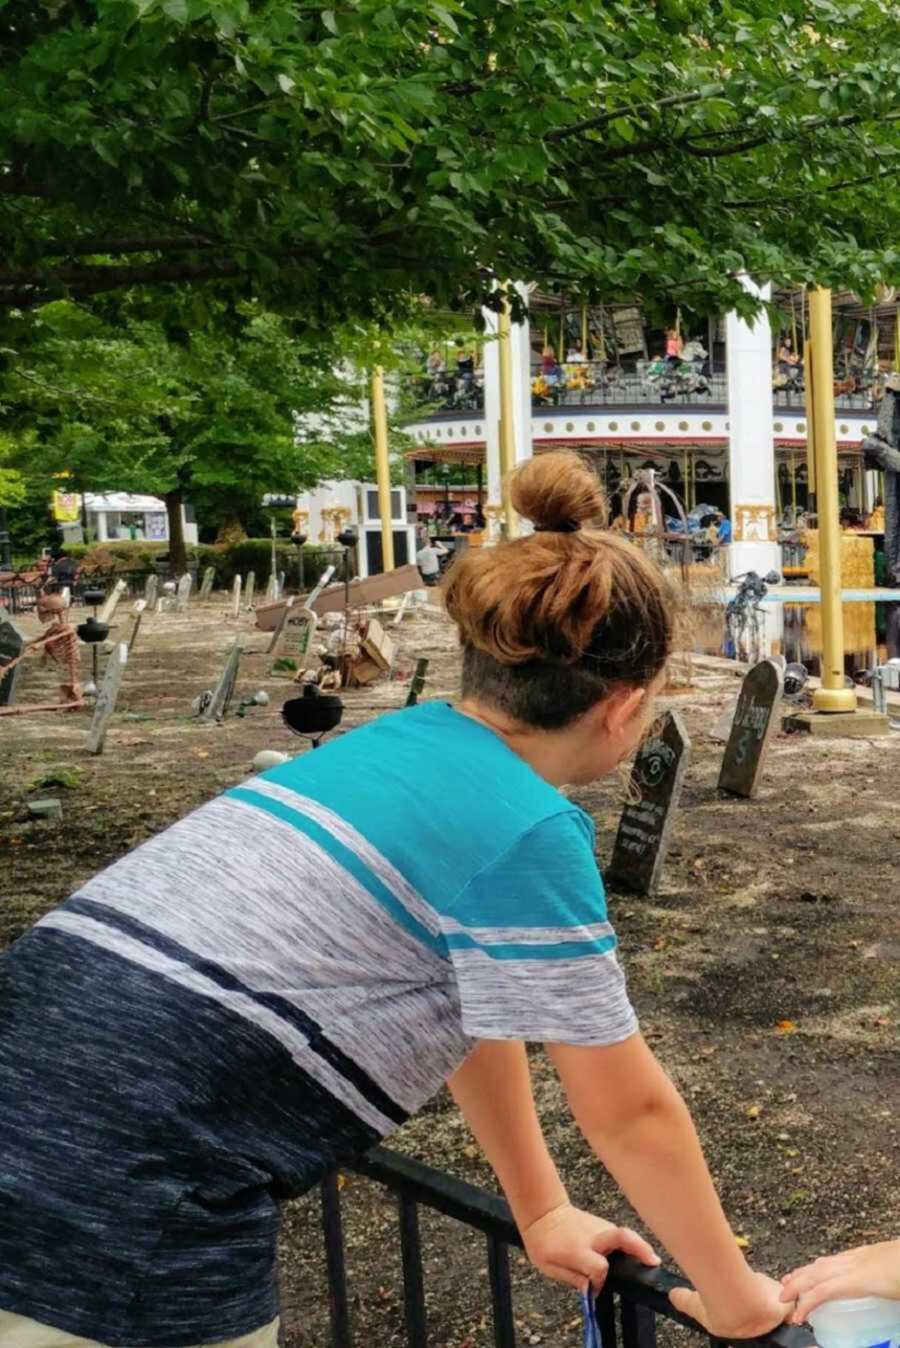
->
[3,0,900,322]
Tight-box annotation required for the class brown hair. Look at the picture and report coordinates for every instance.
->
[443,452,675,729]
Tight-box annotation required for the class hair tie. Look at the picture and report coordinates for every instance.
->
[534,520,582,533]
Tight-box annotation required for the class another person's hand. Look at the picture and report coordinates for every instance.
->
[780,1241,900,1323]
[521,1202,660,1294]
[670,1271,791,1339]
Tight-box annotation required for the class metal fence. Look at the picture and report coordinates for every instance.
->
[321,1148,813,1348]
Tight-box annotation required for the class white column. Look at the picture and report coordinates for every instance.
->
[481,282,534,539]
[725,278,781,578]
[95,511,109,543]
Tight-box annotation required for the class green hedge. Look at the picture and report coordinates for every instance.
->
[64,539,350,590]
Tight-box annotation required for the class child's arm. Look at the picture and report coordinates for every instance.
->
[548,1033,787,1338]
[781,1241,900,1322]
[449,1040,660,1293]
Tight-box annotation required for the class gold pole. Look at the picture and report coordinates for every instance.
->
[498,296,517,539]
[559,306,565,358]
[775,457,783,519]
[682,448,689,513]
[808,288,855,712]
[790,453,797,518]
[894,306,900,370]
[581,305,588,359]
[370,366,395,572]
[803,342,817,500]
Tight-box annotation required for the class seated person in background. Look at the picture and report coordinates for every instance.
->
[714,511,732,545]
[782,1238,900,1324]
[416,537,447,586]
[664,327,683,365]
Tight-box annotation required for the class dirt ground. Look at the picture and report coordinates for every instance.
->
[1,595,898,1348]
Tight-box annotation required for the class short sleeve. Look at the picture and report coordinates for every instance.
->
[441,811,638,1046]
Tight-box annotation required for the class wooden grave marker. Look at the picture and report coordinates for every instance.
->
[607,710,692,896]
[85,643,128,755]
[717,658,784,799]
[98,578,127,625]
[200,639,242,723]
[175,573,193,611]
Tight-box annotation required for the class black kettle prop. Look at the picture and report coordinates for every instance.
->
[281,683,343,750]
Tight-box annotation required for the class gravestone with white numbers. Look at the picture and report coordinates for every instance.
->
[607,710,692,897]
[718,658,784,799]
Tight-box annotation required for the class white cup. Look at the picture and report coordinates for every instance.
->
[808,1298,900,1348]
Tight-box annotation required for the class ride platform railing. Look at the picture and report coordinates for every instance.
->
[320,1148,814,1348]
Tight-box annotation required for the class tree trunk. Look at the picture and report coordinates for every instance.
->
[164,489,187,576]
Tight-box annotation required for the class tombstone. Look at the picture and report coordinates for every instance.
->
[392,590,413,627]
[405,656,429,707]
[245,571,256,610]
[717,658,784,799]
[296,608,319,661]
[155,597,166,616]
[144,574,159,606]
[231,575,243,619]
[85,643,128,755]
[200,639,242,723]
[265,572,277,602]
[60,586,71,609]
[128,601,147,653]
[199,566,216,600]
[98,578,127,625]
[0,614,27,707]
[266,596,295,655]
[175,573,193,612]
[606,710,692,897]
[277,570,285,599]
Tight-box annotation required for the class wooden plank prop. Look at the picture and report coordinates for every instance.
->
[606,710,691,896]
[254,563,421,630]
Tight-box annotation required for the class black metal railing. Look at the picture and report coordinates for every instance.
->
[320,1148,814,1348]
[408,366,877,421]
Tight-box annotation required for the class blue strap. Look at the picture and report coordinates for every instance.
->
[580,1289,603,1348]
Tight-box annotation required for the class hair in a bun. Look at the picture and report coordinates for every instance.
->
[511,452,607,532]
[442,451,674,729]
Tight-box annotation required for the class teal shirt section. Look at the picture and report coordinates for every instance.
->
[261,700,604,932]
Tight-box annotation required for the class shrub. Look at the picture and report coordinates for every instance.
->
[196,540,350,591]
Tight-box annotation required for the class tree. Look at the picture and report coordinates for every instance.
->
[1,298,413,571]
[4,1,900,324]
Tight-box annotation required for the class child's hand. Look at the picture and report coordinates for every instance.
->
[520,1203,660,1294]
[780,1241,900,1322]
[670,1271,791,1339]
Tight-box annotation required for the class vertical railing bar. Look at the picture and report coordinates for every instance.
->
[486,1235,517,1348]
[596,1287,619,1348]
[621,1297,658,1348]
[320,1173,353,1348]
[398,1194,428,1348]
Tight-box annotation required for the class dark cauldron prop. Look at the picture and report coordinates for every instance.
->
[281,684,344,749]
[82,588,106,609]
[76,614,110,685]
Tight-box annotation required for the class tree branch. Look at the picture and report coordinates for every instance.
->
[546,87,720,142]
[20,235,220,260]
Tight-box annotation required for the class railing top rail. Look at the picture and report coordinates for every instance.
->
[352,1147,815,1348]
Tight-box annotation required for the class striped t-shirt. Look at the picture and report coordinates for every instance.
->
[0,701,637,1348]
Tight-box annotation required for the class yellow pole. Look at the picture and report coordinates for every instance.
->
[370,366,395,572]
[498,297,517,539]
[808,288,855,712]
[803,342,817,500]
[790,453,797,518]
[894,307,900,370]
[559,306,565,359]
[581,305,588,359]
